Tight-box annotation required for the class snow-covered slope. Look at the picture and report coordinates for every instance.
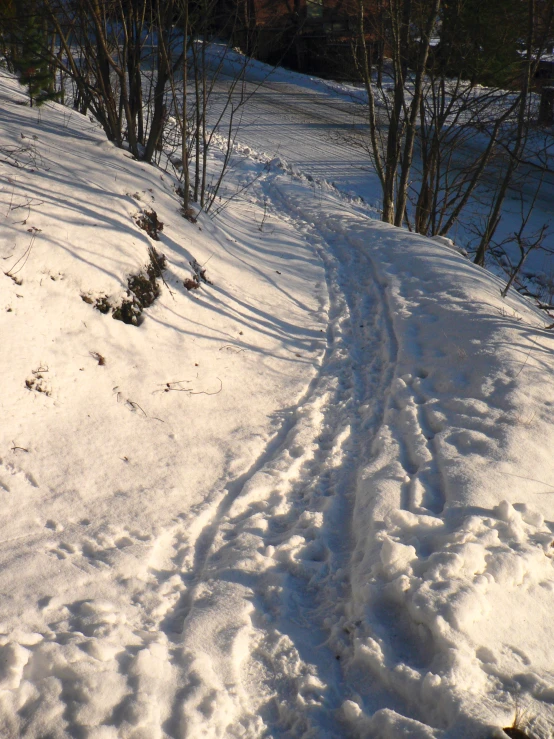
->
[0,70,326,737]
[271,177,554,738]
[2,67,554,739]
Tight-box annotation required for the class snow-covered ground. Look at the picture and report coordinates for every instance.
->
[204,46,554,295]
[2,63,554,739]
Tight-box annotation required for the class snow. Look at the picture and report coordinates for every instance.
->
[2,61,554,739]
[206,44,554,296]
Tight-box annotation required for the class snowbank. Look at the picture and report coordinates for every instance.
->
[270,165,554,738]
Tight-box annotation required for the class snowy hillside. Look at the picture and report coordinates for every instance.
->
[2,67,554,739]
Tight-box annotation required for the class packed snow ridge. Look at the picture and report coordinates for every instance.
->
[2,67,554,739]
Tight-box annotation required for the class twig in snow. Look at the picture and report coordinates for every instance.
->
[11,198,44,225]
[258,197,273,233]
[190,258,212,285]
[3,185,15,218]
[10,441,29,453]
[190,377,223,396]
[514,346,533,378]
[219,345,245,353]
[148,244,175,300]
[89,351,106,366]
[126,400,147,416]
[209,169,265,219]
[153,378,222,396]
[153,379,193,394]
[5,232,36,277]
[500,471,554,490]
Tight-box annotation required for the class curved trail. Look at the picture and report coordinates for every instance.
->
[144,165,399,736]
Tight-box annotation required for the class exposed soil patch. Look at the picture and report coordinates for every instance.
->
[81,247,167,326]
[135,209,164,240]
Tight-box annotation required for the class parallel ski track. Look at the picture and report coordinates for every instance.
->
[155,170,400,737]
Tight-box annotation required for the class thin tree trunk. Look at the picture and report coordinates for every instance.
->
[394,0,441,228]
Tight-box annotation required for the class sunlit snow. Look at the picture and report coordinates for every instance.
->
[2,62,554,739]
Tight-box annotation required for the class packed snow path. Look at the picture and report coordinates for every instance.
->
[166,172,398,737]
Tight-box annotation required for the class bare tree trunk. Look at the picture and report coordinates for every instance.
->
[182,0,190,212]
[474,0,542,266]
[200,31,208,209]
[394,0,441,228]
[192,39,201,202]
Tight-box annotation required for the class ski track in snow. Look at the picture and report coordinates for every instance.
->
[264,173,447,733]
[136,159,468,737]
[159,158,470,737]
[150,171,401,736]
[247,169,554,739]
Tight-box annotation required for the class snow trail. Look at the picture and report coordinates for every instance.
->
[263,167,554,738]
[148,166,401,737]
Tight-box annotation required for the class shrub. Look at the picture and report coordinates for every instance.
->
[82,247,167,326]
